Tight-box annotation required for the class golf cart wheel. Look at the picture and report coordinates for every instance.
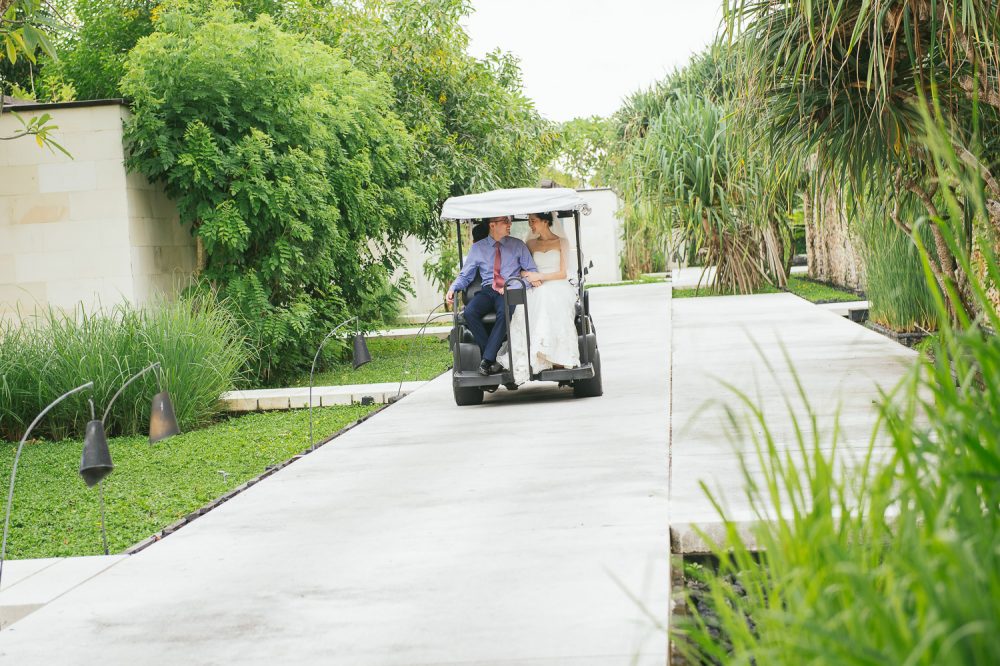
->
[454,385,484,406]
[573,348,603,398]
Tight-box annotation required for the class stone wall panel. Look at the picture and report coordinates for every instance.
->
[0,103,195,321]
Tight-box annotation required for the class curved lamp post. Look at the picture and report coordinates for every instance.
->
[309,317,371,451]
[394,302,451,402]
[82,361,181,555]
[1,381,94,589]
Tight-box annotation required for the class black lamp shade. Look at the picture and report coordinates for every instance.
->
[149,391,181,444]
[80,420,114,487]
[352,334,372,369]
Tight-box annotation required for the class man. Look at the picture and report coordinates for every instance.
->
[447,216,540,376]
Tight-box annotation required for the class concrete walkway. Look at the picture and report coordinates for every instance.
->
[0,556,125,630]
[669,292,920,552]
[0,284,671,665]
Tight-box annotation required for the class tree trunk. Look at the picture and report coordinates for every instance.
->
[806,182,866,291]
[195,236,206,276]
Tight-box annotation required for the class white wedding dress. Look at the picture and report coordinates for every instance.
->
[498,248,581,384]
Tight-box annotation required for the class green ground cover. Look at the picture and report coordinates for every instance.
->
[390,320,452,328]
[294,336,452,387]
[587,275,666,288]
[0,405,378,559]
[673,284,782,298]
[672,276,859,302]
[784,276,861,303]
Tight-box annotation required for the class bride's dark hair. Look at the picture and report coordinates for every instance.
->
[532,211,553,225]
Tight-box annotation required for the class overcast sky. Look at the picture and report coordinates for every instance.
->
[463,1,723,122]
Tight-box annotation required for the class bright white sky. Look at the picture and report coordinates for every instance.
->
[464,1,723,122]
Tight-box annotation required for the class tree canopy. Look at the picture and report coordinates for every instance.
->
[121,1,435,382]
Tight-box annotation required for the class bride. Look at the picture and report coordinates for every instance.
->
[498,211,581,384]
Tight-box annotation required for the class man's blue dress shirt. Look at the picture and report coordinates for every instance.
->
[450,236,538,293]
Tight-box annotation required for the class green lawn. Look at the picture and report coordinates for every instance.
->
[672,276,860,302]
[672,284,782,298]
[293,336,453,387]
[0,405,378,559]
[587,275,666,289]
[389,319,452,328]
[785,276,862,303]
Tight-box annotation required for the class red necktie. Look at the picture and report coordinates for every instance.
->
[493,242,505,293]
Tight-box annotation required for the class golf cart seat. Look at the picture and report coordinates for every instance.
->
[458,274,496,326]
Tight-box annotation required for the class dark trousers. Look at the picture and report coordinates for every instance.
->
[464,286,516,363]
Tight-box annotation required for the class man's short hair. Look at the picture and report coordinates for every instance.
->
[488,215,512,224]
[472,222,489,242]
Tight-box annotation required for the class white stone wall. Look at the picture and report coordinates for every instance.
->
[0,103,194,322]
[399,188,623,319]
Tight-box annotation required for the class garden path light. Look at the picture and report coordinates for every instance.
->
[393,302,450,402]
[309,317,371,451]
[85,362,181,555]
[1,381,95,589]
[352,331,372,370]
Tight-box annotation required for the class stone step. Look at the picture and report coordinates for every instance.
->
[371,326,451,339]
[817,299,870,318]
[220,381,427,412]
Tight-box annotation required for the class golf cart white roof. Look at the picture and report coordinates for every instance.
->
[440,187,589,220]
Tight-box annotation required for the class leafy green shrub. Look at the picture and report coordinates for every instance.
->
[121,2,435,383]
[0,294,248,442]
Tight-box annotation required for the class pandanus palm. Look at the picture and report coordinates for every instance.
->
[607,42,798,289]
[613,89,793,290]
[725,0,1000,319]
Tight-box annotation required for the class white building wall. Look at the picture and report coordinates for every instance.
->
[569,188,622,285]
[398,188,622,320]
[0,102,194,323]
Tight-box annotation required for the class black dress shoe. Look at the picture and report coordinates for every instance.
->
[478,360,503,376]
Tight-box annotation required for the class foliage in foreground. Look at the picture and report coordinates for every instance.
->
[673,117,1000,663]
[675,281,1000,663]
[0,405,376,558]
[0,294,248,441]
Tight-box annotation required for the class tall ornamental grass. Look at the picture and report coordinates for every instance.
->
[672,113,1000,664]
[0,294,249,442]
[858,210,939,332]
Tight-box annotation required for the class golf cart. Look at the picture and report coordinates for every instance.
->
[441,188,603,406]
